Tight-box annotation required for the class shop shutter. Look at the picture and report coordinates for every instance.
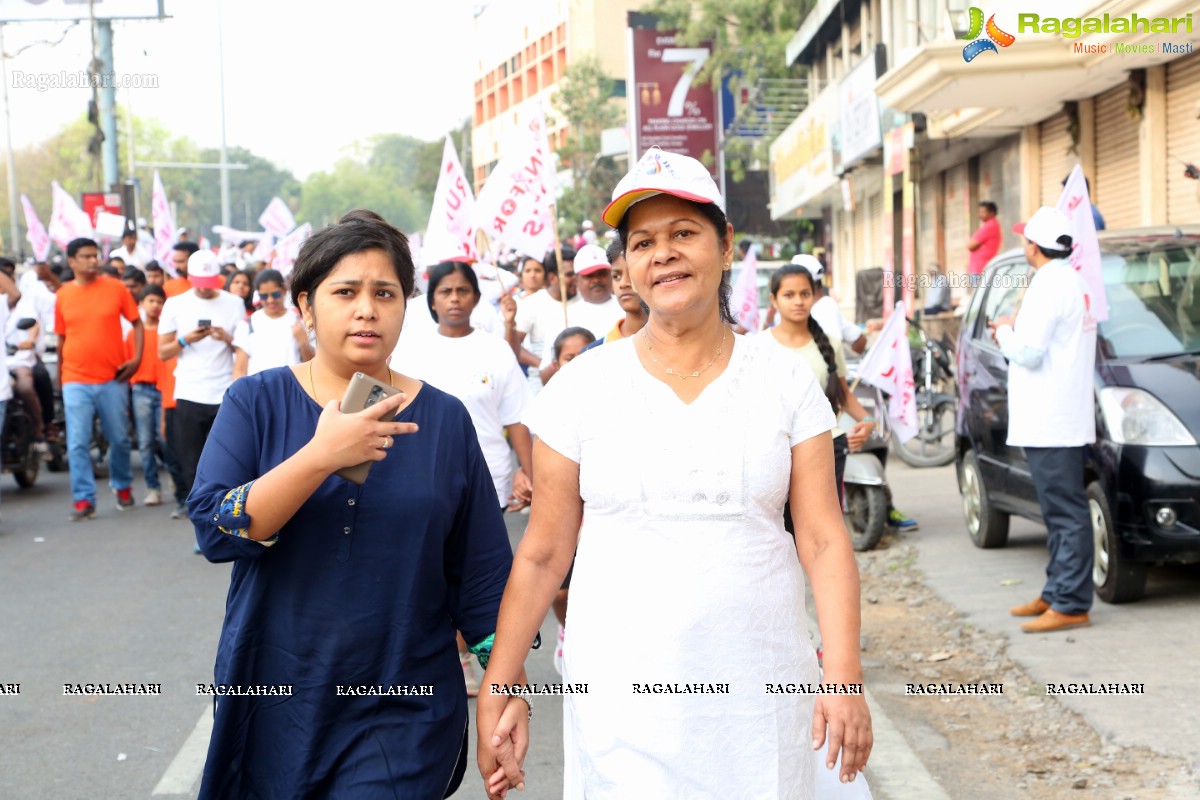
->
[1039,112,1074,207]
[1094,84,1142,229]
[1166,53,1200,225]
[943,164,969,275]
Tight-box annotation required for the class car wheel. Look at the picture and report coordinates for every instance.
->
[1088,482,1147,604]
[961,450,1009,548]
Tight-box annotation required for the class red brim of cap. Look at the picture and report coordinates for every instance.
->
[602,188,717,228]
[1011,222,1027,236]
[189,274,224,290]
[575,264,611,276]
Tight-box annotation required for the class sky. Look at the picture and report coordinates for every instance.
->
[0,0,478,179]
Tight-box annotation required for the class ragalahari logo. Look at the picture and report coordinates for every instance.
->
[961,8,1016,62]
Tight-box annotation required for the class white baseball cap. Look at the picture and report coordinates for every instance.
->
[790,253,825,280]
[581,219,594,230]
[602,147,723,228]
[188,249,224,289]
[1013,206,1072,251]
[574,243,611,276]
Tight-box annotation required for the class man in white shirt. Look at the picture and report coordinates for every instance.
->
[157,249,246,500]
[537,243,622,382]
[989,206,1097,634]
[505,247,579,382]
[109,221,151,269]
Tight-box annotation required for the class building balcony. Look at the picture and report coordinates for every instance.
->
[874,0,1199,138]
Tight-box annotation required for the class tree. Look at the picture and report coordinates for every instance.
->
[550,55,625,230]
[644,0,816,180]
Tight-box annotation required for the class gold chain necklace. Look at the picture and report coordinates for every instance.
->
[641,327,727,380]
[309,360,394,402]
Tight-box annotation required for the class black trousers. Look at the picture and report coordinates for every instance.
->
[174,399,221,498]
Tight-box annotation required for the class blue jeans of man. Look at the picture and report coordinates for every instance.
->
[131,383,162,491]
[63,381,132,504]
[1025,446,1094,615]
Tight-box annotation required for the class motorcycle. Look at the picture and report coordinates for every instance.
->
[891,317,957,468]
[3,319,44,487]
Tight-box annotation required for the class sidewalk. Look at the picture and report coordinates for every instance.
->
[886,458,1200,785]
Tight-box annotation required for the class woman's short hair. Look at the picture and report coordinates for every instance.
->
[425,261,480,322]
[615,200,734,325]
[254,268,285,290]
[553,326,596,361]
[290,209,415,307]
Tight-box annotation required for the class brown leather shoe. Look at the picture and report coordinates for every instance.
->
[1009,597,1050,617]
[1021,609,1090,633]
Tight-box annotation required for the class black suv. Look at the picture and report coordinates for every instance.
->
[955,227,1200,603]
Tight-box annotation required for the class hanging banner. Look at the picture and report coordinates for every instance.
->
[271,222,312,277]
[21,194,51,261]
[627,14,722,194]
[423,136,478,265]
[474,106,556,259]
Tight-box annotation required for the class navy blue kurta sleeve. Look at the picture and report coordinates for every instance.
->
[190,369,513,799]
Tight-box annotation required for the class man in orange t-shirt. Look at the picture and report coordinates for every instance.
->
[55,237,143,521]
[163,241,197,298]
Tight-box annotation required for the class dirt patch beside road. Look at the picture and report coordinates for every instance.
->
[854,540,1197,799]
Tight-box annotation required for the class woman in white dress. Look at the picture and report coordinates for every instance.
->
[231,269,314,378]
[477,149,872,799]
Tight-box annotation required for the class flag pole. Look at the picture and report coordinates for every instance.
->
[549,204,569,326]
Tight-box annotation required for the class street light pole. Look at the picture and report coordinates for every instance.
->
[216,0,231,227]
[0,23,21,258]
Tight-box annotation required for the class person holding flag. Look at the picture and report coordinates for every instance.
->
[989,206,1097,634]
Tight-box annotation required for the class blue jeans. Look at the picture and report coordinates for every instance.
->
[63,381,132,504]
[131,383,162,491]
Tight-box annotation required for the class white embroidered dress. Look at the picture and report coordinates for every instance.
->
[526,335,835,800]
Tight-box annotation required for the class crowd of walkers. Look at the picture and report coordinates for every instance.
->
[12,149,880,797]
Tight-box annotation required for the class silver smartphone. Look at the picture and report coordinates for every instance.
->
[334,372,401,484]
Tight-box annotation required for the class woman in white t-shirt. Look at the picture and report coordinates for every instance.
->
[232,269,314,379]
[517,255,545,300]
[392,261,533,511]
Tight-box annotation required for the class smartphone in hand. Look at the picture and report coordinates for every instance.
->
[335,372,401,484]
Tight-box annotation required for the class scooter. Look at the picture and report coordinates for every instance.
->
[839,368,890,552]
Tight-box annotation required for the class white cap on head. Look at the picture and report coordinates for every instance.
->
[574,243,611,276]
[581,219,594,230]
[187,250,224,289]
[1013,206,1072,251]
[602,147,723,228]
[790,253,825,280]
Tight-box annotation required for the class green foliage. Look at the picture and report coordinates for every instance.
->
[642,0,815,180]
[550,54,625,229]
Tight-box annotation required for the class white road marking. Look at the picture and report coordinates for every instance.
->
[151,707,212,796]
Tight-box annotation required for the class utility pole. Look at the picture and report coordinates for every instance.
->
[96,19,119,190]
[216,0,231,227]
[0,24,21,258]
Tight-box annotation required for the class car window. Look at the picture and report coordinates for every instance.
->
[1098,247,1200,359]
[982,262,1030,325]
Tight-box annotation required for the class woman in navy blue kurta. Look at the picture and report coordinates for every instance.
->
[189,211,518,799]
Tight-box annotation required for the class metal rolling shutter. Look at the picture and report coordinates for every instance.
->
[1039,112,1074,207]
[944,164,969,275]
[1166,53,1200,225]
[1094,85,1142,229]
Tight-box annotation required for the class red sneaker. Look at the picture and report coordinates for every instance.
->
[115,488,135,511]
[70,501,96,522]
